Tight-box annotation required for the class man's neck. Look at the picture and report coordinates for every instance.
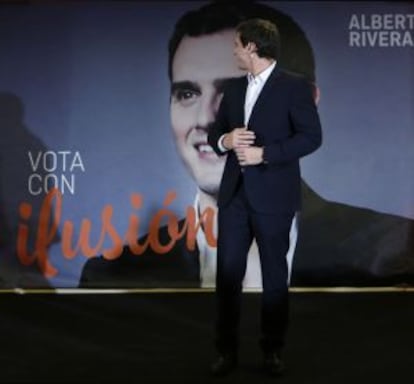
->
[250,58,275,76]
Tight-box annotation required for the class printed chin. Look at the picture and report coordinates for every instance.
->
[182,148,225,182]
[195,162,224,185]
[197,176,221,196]
[195,158,226,176]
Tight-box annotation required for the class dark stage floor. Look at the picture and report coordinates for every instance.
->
[1,291,413,383]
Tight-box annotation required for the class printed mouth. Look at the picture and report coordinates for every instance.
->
[194,143,214,154]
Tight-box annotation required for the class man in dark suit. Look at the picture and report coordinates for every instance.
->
[207,18,321,377]
[79,1,414,289]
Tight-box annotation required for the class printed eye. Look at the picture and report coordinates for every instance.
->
[172,89,200,107]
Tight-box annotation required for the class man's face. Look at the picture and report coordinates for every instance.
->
[170,30,245,196]
[233,33,251,71]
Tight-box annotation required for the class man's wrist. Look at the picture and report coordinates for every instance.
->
[219,134,231,152]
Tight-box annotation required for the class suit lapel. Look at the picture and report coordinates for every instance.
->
[237,76,248,126]
[248,66,281,126]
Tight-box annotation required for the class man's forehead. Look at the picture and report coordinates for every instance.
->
[172,31,243,82]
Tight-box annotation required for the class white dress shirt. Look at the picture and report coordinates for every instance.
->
[218,61,276,152]
[244,61,276,125]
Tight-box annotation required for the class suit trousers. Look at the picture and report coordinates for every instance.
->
[215,176,294,354]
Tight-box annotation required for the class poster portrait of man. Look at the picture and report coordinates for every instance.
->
[0,1,413,289]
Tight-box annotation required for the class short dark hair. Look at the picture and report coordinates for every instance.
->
[236,18,280,61]
[168,1,316,82]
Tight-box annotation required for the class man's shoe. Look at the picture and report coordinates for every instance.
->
[263,352,285,377]
[210,353,238,377]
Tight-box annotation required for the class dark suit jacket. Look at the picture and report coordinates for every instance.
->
[79,183,414,288]
[207,68,322,213]
[292,183,414,286]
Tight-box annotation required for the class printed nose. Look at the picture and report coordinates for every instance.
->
[196,93,221,130]
[197,99,217,129]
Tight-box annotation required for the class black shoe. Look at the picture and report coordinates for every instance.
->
[263,352,285,377]
[210,353,238,377]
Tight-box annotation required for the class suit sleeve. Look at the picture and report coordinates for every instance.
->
[263,79,322,165]
[207,90,230,156]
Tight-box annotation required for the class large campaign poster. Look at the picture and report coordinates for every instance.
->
[0,1,413,289]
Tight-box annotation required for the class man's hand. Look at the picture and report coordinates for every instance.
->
[235,146,264,166]
[223,127,255,150]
